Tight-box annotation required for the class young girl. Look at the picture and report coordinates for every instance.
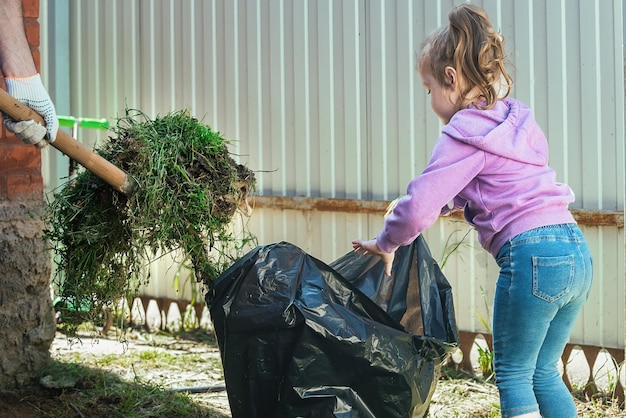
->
[352,4,592,418]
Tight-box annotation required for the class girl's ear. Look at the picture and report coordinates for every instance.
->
[444,66,457,88]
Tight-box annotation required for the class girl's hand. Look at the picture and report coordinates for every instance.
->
[351,239,395,277]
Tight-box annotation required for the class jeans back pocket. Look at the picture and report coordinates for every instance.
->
[532,255,574,303]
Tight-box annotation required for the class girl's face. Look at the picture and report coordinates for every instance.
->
[419,66,460,124]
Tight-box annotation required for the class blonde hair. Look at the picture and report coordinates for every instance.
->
[418,3,512,109]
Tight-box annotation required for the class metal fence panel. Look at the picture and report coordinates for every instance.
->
[39,0,624,349]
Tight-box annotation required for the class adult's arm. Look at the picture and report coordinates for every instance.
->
[0,0,37,76]
[0,0,58,145]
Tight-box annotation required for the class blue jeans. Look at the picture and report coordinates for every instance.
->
[493,224,592,418]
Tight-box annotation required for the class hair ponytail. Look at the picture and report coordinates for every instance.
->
[418,4,512,109]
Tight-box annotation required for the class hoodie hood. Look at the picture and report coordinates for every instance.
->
[442,98,548,166]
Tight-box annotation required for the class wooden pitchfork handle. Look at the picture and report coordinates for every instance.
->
[0,88,135,195]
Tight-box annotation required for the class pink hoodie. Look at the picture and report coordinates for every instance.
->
[376,98,576,258]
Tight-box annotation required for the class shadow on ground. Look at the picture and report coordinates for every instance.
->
[0,360,230,418]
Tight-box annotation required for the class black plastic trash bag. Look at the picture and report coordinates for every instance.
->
[207,236,458,418]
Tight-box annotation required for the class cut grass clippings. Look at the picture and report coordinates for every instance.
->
[44,109,256,335]
[37,361,223,418]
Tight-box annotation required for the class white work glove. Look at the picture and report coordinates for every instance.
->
[4,73,58,146]
[3,119,48,148]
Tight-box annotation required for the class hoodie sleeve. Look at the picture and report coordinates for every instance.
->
[376,135,484,253]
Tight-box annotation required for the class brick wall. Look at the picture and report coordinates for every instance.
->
[0,0,43,201]
[0,0,54,389]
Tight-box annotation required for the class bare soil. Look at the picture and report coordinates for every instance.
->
[0,327,624,418]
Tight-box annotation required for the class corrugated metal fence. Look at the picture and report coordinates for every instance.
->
[39,0,624,387]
